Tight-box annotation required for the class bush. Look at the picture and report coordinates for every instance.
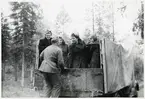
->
[134,55,144,81]
[5,65,14,74]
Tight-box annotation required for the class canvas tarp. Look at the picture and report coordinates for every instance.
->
[103,38,135,93]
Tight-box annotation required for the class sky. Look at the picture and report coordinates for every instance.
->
[1,0,142,49]
[34,0,93,37]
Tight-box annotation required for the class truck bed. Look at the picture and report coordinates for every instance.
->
[34,68,104,97]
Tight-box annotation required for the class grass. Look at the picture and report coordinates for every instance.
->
[2,71,41,97]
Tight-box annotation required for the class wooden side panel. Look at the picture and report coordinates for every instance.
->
[61,68,103,97]
[34,72,44,90]
[33,40,40,88]
[35,40,39,69]
[61,69,87,91]
[86,69,103,92]
[34,68,104,97]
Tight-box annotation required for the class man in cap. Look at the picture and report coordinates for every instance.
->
[38,30,52,68]
[39,37,65,97]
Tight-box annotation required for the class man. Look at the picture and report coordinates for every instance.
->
[38,30,52,68]
[39,37,65,97]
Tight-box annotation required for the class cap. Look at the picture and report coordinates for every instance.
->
[51,36,58,43]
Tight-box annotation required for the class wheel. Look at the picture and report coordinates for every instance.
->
[129,88,138,97]
[114,92,120,97]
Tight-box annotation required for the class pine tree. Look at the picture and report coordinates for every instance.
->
[85,1,114,41]
[55,6,71,35]
[1,13,11,81]
[10,2,42,86]
[133,1,144,40]
[83,28,91,44]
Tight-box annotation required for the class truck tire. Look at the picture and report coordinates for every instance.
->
[114,92,121,97]
[114,90,124,97]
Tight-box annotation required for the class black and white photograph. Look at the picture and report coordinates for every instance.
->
[1,0,144,97]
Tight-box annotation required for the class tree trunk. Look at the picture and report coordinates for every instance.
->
[14,54,18,81]
[21,37,25,87]
[14,64,18,81]
[92,2,95,34]
[2,63,5,81]
[112,1,115,41]
[30,65,34,82]
[21,51,25,87]
[141,1,144,39]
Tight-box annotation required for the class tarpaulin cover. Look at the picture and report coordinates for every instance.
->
[103,38,135,93]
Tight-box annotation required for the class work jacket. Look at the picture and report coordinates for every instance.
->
[39,45,64,73]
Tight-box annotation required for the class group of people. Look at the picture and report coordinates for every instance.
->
[37,30,100,97]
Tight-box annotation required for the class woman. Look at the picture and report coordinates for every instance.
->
[89,35,100,68]
[68,33,88,68]
[58,37,69,68]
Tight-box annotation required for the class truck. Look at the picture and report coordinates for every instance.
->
[34,38,139,97]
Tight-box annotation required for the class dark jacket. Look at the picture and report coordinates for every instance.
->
[39,45,64,73]
[89,41,100,68]
[68,41,88,68]
[38,37,52,68]
[58,44,69,68]
[38,37,52,55]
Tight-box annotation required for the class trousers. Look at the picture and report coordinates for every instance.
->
[42,72,61,97]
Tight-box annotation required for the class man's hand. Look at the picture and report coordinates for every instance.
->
[64,67,68,69]
[61,68,69,75]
